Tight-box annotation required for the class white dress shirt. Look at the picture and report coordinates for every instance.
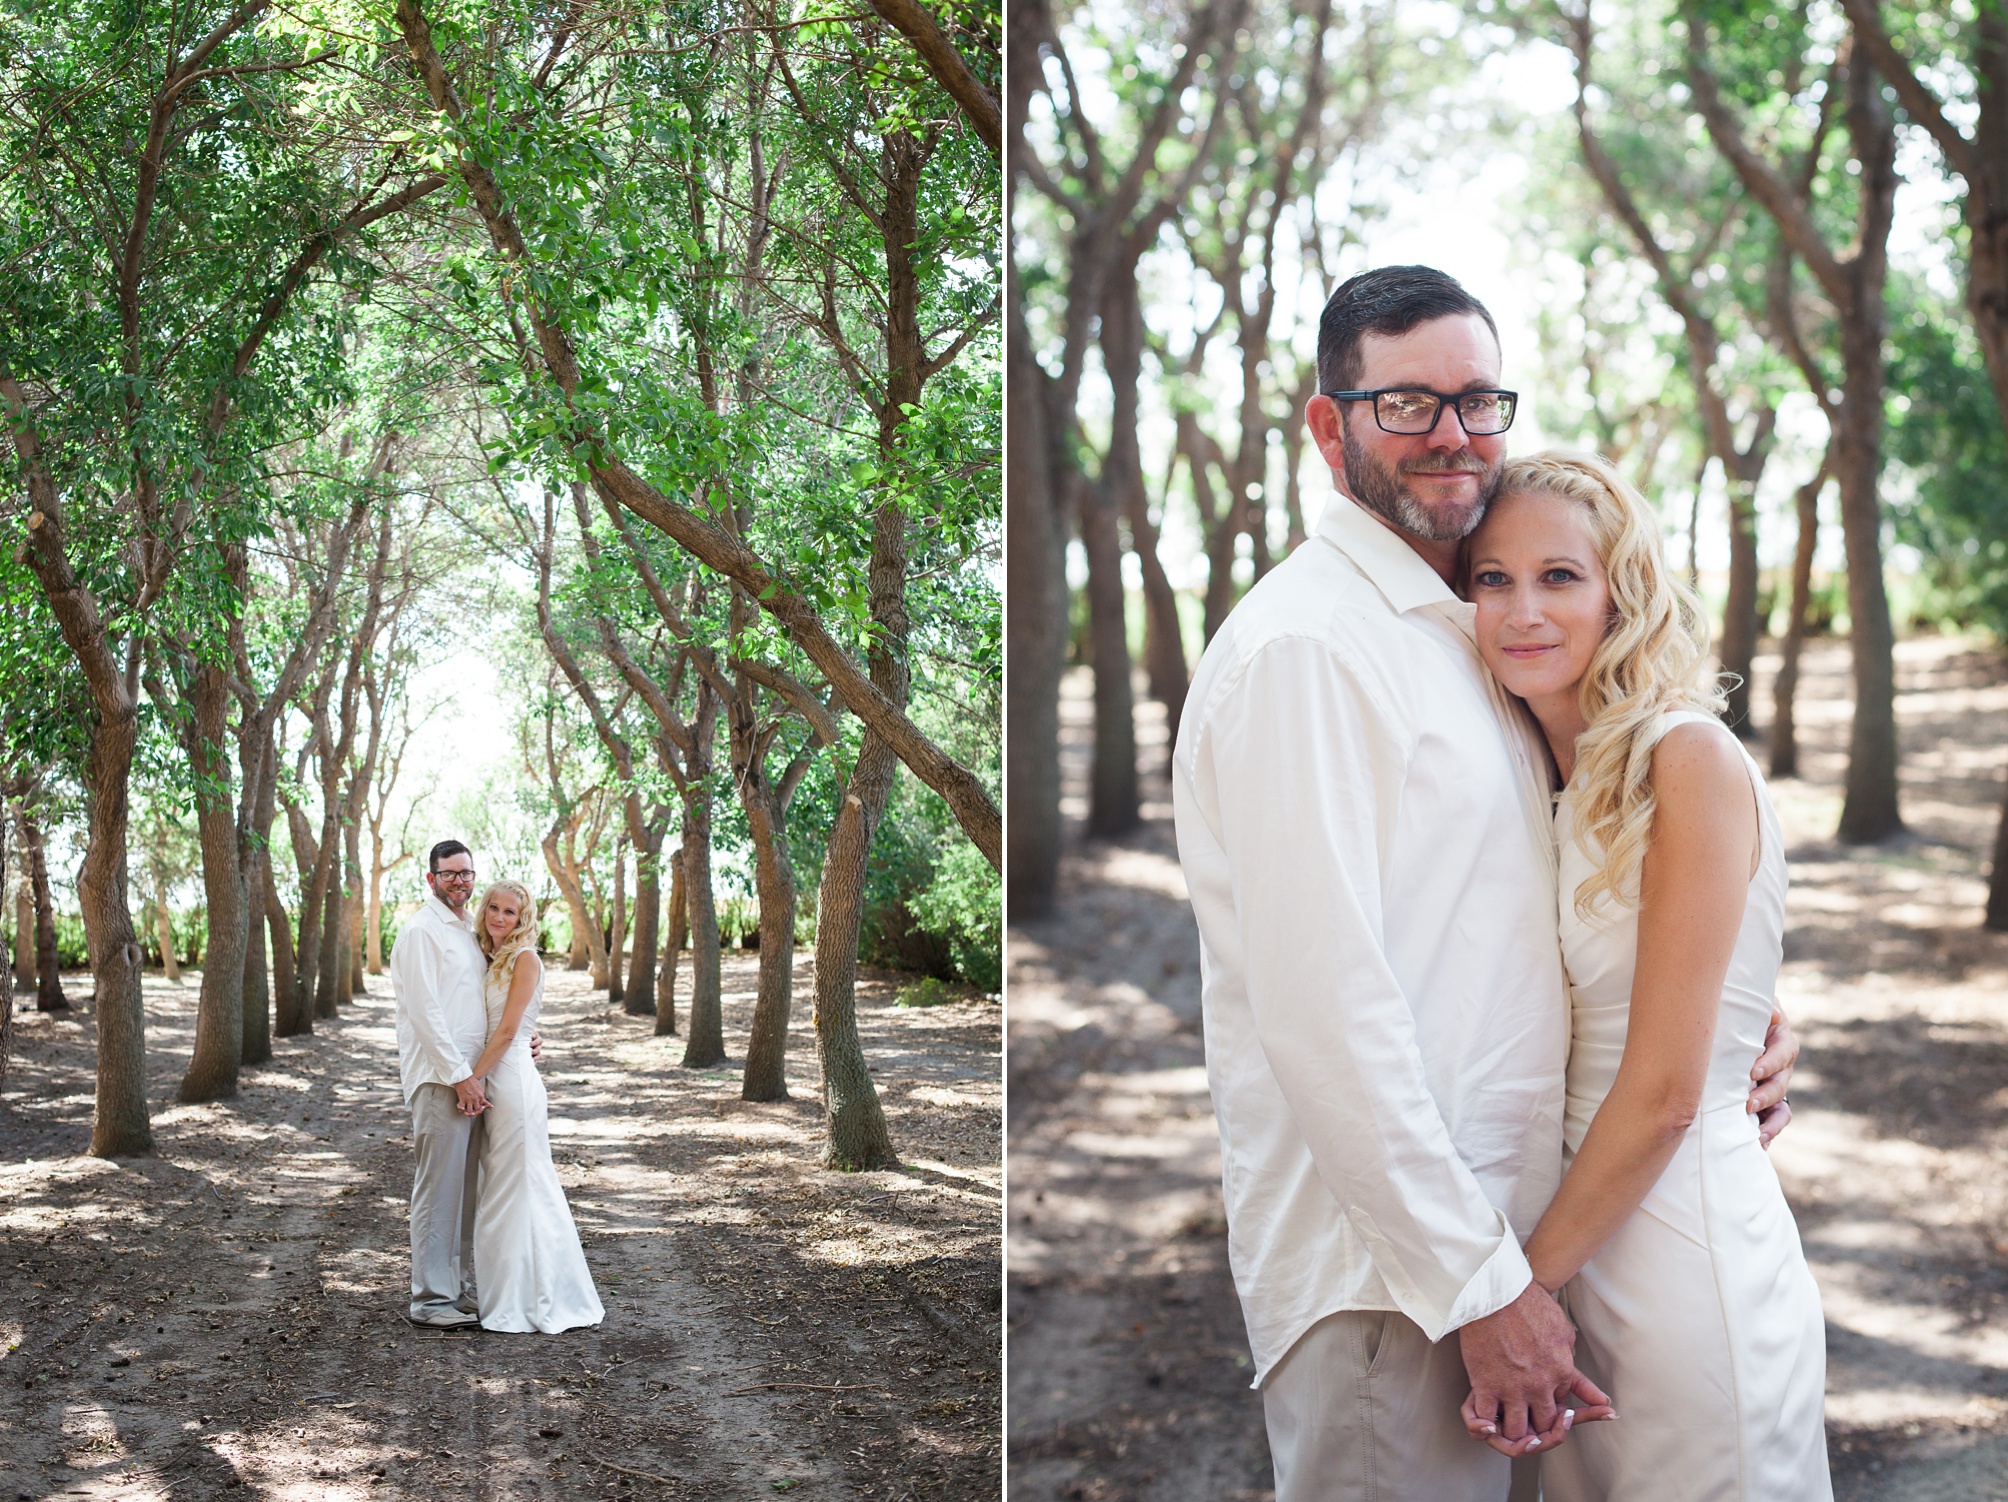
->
[1172,494,1570,1384]
[390,893,490,1105]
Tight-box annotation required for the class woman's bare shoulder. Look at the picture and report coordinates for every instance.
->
[1650,719,1755,822]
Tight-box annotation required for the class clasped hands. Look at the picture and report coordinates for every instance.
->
[1456,1282,1615,1459]
[451,1030,542,1116]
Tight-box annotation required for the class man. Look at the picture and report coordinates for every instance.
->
[390,839,503,1328]
[1170,266,1796,1498]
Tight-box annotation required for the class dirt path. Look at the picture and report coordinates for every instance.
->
[1008,639,2008,1502]
[2,954,1000,1499]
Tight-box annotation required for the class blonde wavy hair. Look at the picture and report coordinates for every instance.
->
[474,880,541,986]
[1490,451,1726,918]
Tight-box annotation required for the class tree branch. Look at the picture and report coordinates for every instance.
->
[863,0,1000,159]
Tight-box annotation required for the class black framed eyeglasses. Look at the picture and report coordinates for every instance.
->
[432,868,477,884]
[1326,387,1518,436]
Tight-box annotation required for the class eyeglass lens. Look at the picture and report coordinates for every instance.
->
[1376,390,1514,435]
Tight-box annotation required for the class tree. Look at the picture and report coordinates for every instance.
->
[1683,2,1903,841]
[1557,1,1793,735]
[1013,0,1240,854]
[0,0,446,1146]
[1838,0,2008,899]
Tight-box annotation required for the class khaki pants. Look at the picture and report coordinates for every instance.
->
[408,1082,484,1322]
[1262,1310,1542,1501]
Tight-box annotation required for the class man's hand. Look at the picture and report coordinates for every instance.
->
[1456,1282,1608,1457]
[453,1077,488,1116]
[528,1031,543,1065]
[1461,1372,1614,1455]
[1749,1003,1798,1149]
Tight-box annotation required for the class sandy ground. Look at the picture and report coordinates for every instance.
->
[1008,637,2008,1501]
[1,953,1001,1499]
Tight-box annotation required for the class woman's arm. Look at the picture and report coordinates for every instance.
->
[1521,723,1760,1295]
[470,951,542,1082]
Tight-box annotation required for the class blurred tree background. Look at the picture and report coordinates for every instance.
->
[1006,5,2008,1494]
[0,0,1000,1171]
[1008,0,2005,913]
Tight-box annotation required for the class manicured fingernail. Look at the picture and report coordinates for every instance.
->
[1480,1424,1495,1435]
[1563,1411,1575,1428]
[1526,1438,1540,1450]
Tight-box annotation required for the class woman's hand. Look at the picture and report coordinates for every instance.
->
[1460,1376,1616,1457]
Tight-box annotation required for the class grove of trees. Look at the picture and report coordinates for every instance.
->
[2,0,1001,1171]
[1008,0,2008,915]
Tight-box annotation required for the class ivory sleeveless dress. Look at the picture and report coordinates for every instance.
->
[473,953,605,1334]
[1540,711,1830,1501]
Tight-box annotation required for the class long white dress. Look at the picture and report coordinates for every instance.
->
[1540,711,1830,1501]
[473,952,605,1334]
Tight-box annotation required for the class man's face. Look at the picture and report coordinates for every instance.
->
[428,852,476,914]
[1317,312,1508,543]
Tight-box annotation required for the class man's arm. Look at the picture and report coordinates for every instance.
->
[390,918,474,1088]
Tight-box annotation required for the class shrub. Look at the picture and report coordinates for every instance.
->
[895,976,961,1008]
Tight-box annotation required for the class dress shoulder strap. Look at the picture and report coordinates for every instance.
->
[1655,706,1725,737]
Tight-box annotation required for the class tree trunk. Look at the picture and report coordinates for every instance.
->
[80,710,154,1155]
[267,855,304,1037]
[1004,259,1067,920]
[1721,479,1761,736]
[1985,775,2008,929]
[17,807,66,1011]
[14,876,33,993]
[1077,467,1139,837]
[815,735,897,1169]
[240,727,277,1064]
[656,846,685,1036]
[1193,429,1241,644]
[179,661,247,1103]
[740,782,799,1102]
[366,869,388,975]
[315,849,345,1018]
[1770,464,1824,779]
[344,817,365,998]
[541,824,607,981]
[621,804,662,1018]
[290,801,327,1020]
[607,832,627,1009]
[241,860,269,1066]
[155,896,180,983]
[679,685,726,1066]
[1833,280,1901,841]
[1101,274,1188,738]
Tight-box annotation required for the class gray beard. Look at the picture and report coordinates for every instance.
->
[1341,424,1502,542]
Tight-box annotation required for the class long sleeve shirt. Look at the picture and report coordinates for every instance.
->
[1171,493,1570,1384]
[389,893,490,1105]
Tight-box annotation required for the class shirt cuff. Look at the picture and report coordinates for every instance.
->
[1351,1206,1535,1343]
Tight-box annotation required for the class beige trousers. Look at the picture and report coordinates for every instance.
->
[1262,1310,1542,1502]
[408,1081,485,1322]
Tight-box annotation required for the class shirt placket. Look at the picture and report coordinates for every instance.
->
[1430,599,1560,891]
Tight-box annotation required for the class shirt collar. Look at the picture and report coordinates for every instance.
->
[1314,492,1463,617]
[425,892,473,931]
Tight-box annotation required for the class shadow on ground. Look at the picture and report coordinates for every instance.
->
[1,951,1000,1500]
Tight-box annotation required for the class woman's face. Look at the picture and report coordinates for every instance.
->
[1468,488,1614,710]
[482,891,521,945]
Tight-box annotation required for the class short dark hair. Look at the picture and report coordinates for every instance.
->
[1316,266,1500,393]
[429,839,471,873]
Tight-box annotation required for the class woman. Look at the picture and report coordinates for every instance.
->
[1459,452,1829,1498]
[467,880,604,1334]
